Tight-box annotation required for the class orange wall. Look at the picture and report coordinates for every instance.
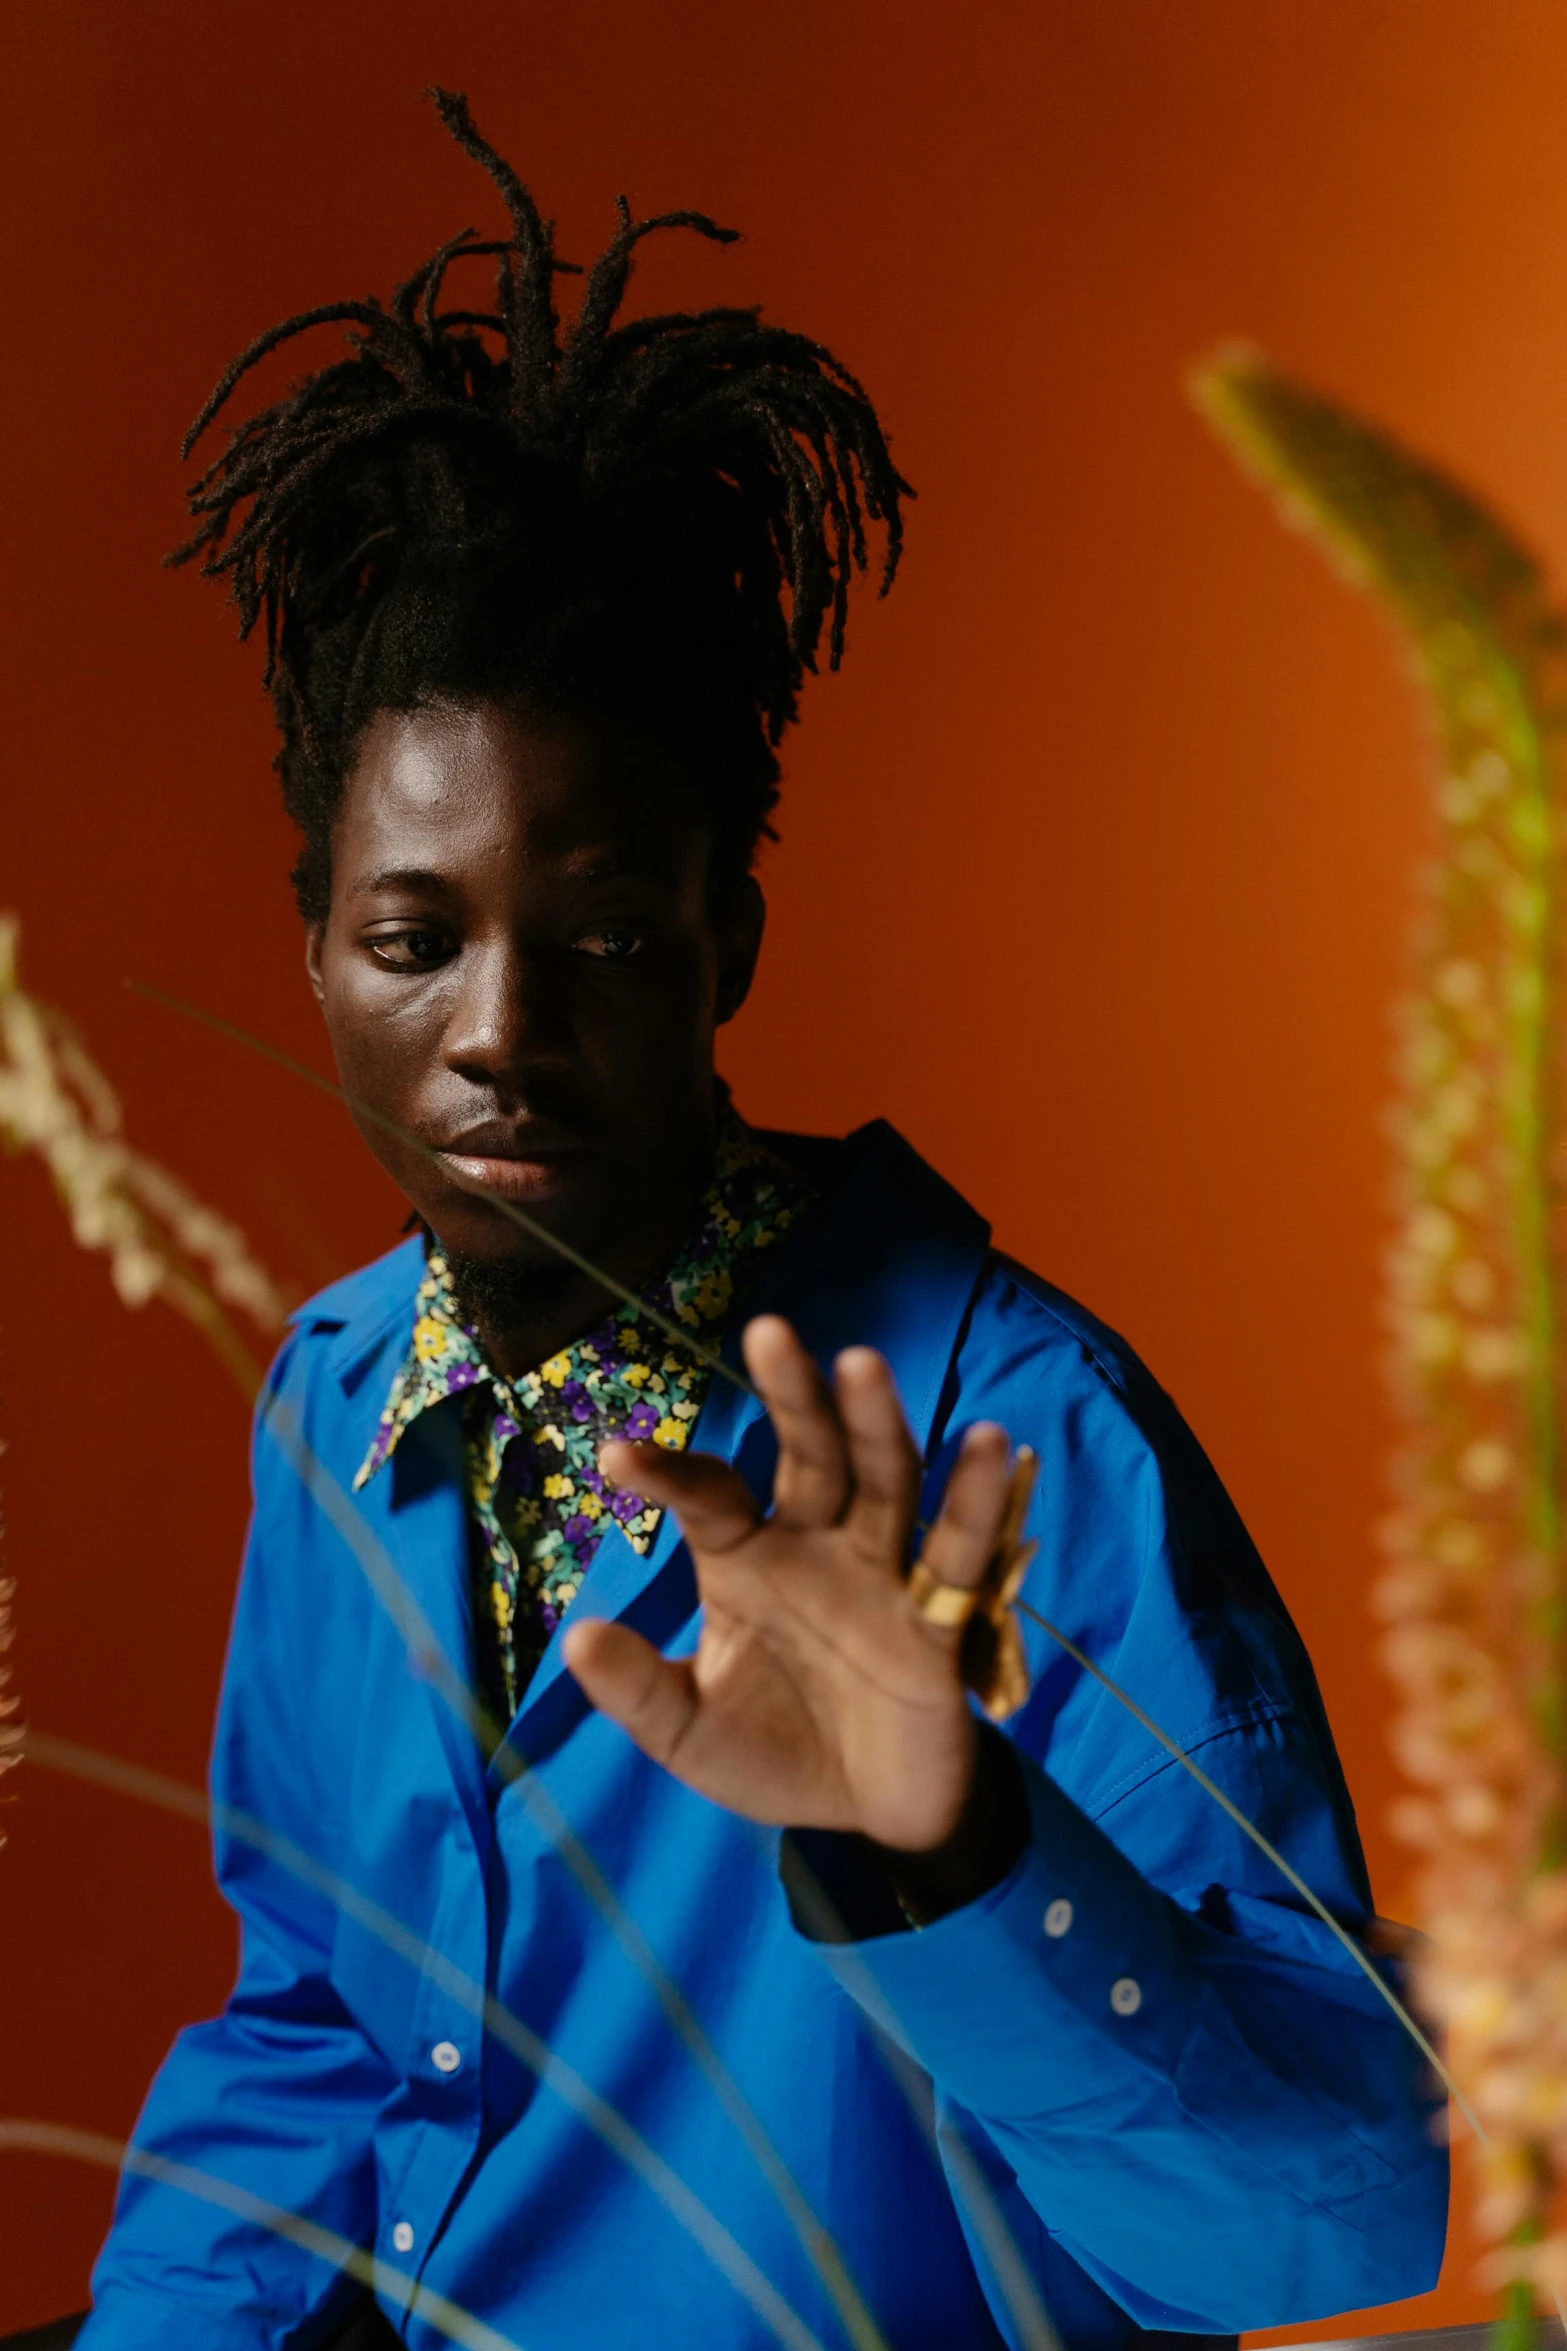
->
[8,0,1567,2331]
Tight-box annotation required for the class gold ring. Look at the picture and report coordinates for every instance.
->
[906,1562,979,1629]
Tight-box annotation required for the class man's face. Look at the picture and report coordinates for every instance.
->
[306,698,764,1310]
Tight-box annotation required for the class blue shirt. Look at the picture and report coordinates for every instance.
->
[81,1121,1447,2351]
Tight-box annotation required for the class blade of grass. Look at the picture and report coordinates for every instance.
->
[0,2117,524,2351]
[1014,1597,1482,2142]
[130,980,1463,2303]
[23,1733,832,2351]
[251,1383,881,2351]
[221,1023,1475,2155]
[125,983,909,2351]
[30,1700,1065,2351]
[127,982,758,1402]
[779,1848,1063,2351]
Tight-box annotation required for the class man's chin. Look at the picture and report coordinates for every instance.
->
[427,1173,626,1323]
[439,1242,587,1335]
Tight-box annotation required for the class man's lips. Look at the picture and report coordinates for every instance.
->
[433,1126,589,1203]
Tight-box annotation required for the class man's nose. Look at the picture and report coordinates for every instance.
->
[443,939,572,1090]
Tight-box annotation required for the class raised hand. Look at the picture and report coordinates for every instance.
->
[561,1315,1015,1854]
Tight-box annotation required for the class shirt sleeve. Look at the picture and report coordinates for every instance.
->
[78,1343,395,2351]
[790,1263,1449,2336]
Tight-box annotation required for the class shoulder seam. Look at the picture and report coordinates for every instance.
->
[985,1249,1132,1396]
[1083,1697,1298,1824]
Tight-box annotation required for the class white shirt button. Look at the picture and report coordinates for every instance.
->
[391,2220,415,2254]
[431,2040,462,2074]
[1043,1898,1074,1939]
[1110,1975,1142,2016]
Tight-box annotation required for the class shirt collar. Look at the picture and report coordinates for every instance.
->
[353,1112,806,1494]
[352,1251,489,1491]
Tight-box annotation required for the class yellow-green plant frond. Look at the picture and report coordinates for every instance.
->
[1192,345,1567,678]
[1195,346,1567,2332]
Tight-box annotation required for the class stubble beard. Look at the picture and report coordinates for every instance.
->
[441,1244,592,1344]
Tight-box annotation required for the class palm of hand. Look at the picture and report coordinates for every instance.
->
[562,1317,1014,1854]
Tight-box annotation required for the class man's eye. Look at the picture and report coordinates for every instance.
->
[367,928,451,970]
[575,926,644,961]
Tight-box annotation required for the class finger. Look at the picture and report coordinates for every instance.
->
[563,1617,700,1767]
[599,1438,763,1557]
[741,1315,851,1529]
[832,1347,919,1563]
[912,1424,1014,1617]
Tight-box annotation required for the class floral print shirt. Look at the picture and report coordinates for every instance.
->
[354,1117,817,1720]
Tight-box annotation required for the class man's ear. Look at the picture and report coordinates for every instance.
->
[304,923,327,1009]
[714,875,766,1026]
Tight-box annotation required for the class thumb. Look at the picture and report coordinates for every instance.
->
[563,1617,699,1767]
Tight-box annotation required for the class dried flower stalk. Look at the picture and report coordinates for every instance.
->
[1195,347,1567,2337]
[0,914,294,1398]
[0,914,296,1841]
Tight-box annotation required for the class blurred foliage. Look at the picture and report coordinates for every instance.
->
[1196,346,1567,2335]
[0,914,294,1399]
[0,914,296,1844]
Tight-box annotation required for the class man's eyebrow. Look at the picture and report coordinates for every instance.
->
[349,866,454,896]
[561,848,684,885]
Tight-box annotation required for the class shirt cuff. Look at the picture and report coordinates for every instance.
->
[796,1744,1193,2122]
[779,1722,1033,1939]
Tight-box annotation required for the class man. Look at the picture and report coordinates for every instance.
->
[74,90,1446,2351]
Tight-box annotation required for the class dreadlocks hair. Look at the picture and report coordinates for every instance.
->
[171,88,911,923]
